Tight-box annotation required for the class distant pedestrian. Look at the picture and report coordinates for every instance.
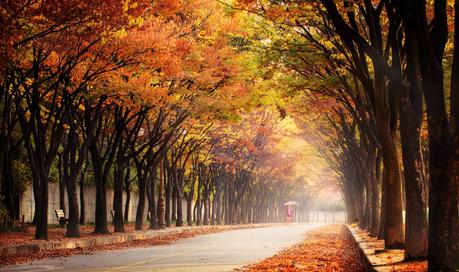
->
[285,205,293,223]
[283,201,297,224]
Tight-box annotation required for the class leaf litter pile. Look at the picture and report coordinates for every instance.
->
[0,224,261,266]
[238,225,366,272]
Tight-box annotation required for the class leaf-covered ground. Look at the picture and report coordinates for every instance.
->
[238,225,366,272]
[0,224,261,266]
[388,261,427,271]
[351,226,427,272]
[0,223,150,246]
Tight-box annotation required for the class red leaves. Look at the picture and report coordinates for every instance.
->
[239,225,366,272]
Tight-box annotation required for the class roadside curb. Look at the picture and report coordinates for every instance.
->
[345,225,404,272]
[0,224,269,257]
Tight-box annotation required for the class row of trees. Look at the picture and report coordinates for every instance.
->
[0,0,323,242]
[236,0,459,270]
[0,0,232,240]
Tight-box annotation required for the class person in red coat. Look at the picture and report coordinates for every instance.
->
[285,205,293,223]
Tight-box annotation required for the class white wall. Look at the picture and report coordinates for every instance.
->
[20,182,147,224]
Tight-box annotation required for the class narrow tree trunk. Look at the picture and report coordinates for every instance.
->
[113,163,125,233]
[165,174,171,227]
[176,190,183,227]
[79,170,85,225]
[370,152,381,237]
[124,168,131,223]
[147,165,158,229]
[157,161,166,229]
[211,192,217,225]
[195,179,202,226]
[33,167,49,240]
[186,194,193,226]
[135,173,147,230]
[379,173,386,239]
[171,187,177,222]
[203,196,209,225]
[58,155,65,212]
[216,189,222,225]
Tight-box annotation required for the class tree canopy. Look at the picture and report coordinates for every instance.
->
[1,0,458,270]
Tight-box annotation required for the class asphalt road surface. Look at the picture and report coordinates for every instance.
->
[1,223,323,272]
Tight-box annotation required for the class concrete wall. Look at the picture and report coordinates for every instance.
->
[20,182,148,224]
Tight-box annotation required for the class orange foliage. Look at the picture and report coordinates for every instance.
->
[240,225,366,272]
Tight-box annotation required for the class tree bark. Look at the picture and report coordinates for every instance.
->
[135,170,147,230]
[157,161,166,229]
[64,171,80,237]
[172,187,177,222]
[58,154,65,213]
[148,168,158,229]
[399,31,428,259]
[113,161,125,232]
[79,168,85,225]
[165,170,171,227]
[124,174,131,223]
[176,189,183,227]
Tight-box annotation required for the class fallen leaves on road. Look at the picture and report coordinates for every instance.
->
[0,224,263,266]
[238,225,366,272]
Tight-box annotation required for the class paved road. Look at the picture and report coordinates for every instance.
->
[1,223,323,272]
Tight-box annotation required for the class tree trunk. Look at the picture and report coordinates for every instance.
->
[216,189,222,225]
[370,152,381,237]
[31,163,49,240]
[203,196,209,225]
[399,36,428,259]
[113,162,125,233]
[195,178,202,226]
[89,143,109,234]
[94,177,108,234]
[135,173,147,230]
[90,152,109,234]
[58,155,65,213]
[379,172,386,239]
[380,147,404,248]
[186,197,193,226]
[157,161,166,229]
[64,173,80,237]
[124,186,131,223]
[176,189,183,227]
[377,82,405,248]
[79,170,85,225]
[172,187,177,222]
[165,173,171,227]
[124,167,131,223]
[211,192,217,225]
[36,177,48,240]
[424,78,459,270]
[147,165,158,229]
